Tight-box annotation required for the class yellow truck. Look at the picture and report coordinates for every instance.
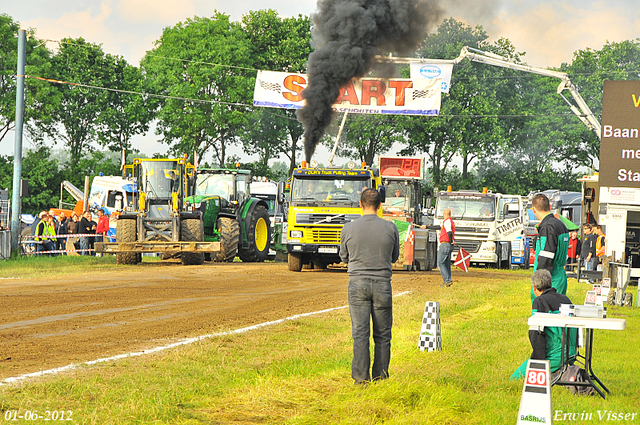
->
[278,161,383,271]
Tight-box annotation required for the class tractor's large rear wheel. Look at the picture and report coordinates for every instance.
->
[238,205,271,262]
[181,218,204,266]
[116,218,139,265]
[215,217,240,262]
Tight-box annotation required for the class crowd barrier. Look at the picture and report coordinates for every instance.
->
[19,233,114,256]
[0,230,10,260]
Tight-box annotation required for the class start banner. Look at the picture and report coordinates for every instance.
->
[253,70,441,116]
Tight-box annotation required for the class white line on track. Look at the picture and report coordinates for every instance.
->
[1,290,411,385]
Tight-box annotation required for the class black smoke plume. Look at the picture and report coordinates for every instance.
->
[297,0,443,162]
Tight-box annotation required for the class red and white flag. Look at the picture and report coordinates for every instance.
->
[454,247,471,272]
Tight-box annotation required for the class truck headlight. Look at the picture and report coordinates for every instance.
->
[290,230,303,238]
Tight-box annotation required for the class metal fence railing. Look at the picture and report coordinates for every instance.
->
[0,199,8,226]
[0,230,10,260]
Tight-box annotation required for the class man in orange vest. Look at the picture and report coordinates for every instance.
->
[594,225,606,263]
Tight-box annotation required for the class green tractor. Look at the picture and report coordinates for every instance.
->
[186,168,272,262]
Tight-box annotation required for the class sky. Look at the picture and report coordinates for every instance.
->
[2,0,640,164]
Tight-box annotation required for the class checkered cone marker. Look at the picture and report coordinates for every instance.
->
[454,246,471,272]
[418,301,442,352]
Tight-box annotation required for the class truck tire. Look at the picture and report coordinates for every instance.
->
[116,218,138,265]
[238,205,271,262]
[426,239,436,271]
[313,258,326,270]
[215,217,240,262]
[288,252,303,272]
[501,244,512,270]
[181,218,204,266]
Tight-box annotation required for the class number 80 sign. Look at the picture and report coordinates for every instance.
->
[526,370,547,386]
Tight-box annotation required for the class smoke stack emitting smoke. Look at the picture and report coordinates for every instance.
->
[297,0,443,162]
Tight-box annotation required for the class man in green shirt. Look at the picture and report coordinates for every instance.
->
[531,194,570,302]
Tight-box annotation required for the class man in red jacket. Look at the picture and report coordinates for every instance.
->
[566,230,581,271]
[95,209,110,246]
[437,208,456,287]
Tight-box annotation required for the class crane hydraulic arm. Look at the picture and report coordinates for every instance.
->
[374,47,601,139]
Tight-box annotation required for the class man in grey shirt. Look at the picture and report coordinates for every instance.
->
[340,189,400,384]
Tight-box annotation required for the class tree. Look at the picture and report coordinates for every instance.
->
[0,147,65,215]
[562,39,640,169]
[238,10,311,175]
[397,18,505,188]
[238,108,288,174]
[474,39,640,194]
[33,38,121,174]
[141,13,254,166]
[96,56,153,153]
[0,14,52,144]
[327,114,400,165]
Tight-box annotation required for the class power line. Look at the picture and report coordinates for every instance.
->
[46,38,262,73]
[25,74,603,122]
[145,54,258,73]
[25,75,252,109]
[46,38,640,81]
[24,74,301,122]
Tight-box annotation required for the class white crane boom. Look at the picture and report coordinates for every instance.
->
[374,47,602,139]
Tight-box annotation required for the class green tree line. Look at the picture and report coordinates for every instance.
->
[1,12,640,214]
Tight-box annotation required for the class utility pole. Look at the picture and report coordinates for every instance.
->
[10,29,26,252]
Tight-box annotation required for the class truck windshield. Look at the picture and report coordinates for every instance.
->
[436,194,495,220]
[291,178,370,205]
[141,161,180,199]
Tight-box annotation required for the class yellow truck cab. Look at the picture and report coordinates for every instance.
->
[280,161,383,271]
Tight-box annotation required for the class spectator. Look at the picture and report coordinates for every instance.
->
[78,211,96,256]
[67,212,80,253]
[30,211,47,238]
[580,224,597,271]
[340,189,400,384]
[45,214,58,255]
[48,209,59,227]
[511,270,576,379]
[594,225,606,264]
[437,208,455,287]
[95,209,110,254]
[68,212,79,234]
[34,214,55,254]
[566,230,581,271]
[0,221,8,231]
[530,194,569,302]
[56,212,68,252]
[87,212,97,255]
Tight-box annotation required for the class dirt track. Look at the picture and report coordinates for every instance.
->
[0,262,484,381]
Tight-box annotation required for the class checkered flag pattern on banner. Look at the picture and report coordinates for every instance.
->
[259,79,281,93]
[412,90,429,100]
[418,301,442,352]
[454,246,471,272]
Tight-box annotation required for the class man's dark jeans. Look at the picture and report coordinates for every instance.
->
[79,237,90,255]
[437,242,454,283]
[348,277,393,384]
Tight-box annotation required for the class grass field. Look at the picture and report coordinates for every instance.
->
[0,261,638,424]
